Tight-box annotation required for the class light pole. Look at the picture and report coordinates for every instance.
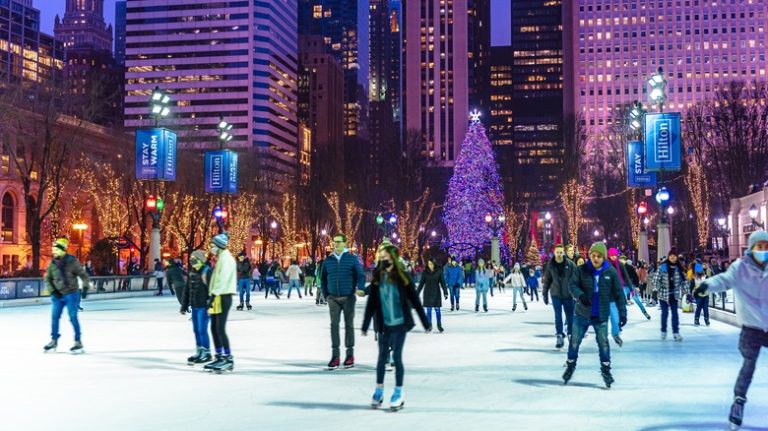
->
[73,222,88,261]
[375,213,397,243]
[147,86,171,267]
[648,68,671,260]
[214,116,234,234]
[320,228,327,257]
[485,212,505,265]
[749,204,765,229]
[637,202,649,263]
[270,220,278,260]
[655,186,672,260]
[716,216,730,256]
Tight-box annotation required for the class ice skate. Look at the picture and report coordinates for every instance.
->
[371,386,384,409]
[673,332,683,342]
[43,339,57,353]
[643,311,651,320]
[204,354,224,371]
[600,362,614,388]
[512,304,516,312]
[483,305,488,312]
[70,341,84,354]
[194,349,212,364]
[236,302,244,311]
[562,360,576,384]
[389,387,404,411]
[343,355,354,369]
[729,396,746,430]
[613,334,623,347]
[213,355,234,373]
[187,347,201,365]
[555,334,564,349]
[437,324,444,333]
[246,303,252,310]
[524,304,528,311]
[661,331,667,340]
[327,356,340,370]
[705,318,710,326]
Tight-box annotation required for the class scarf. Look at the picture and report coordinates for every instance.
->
[587,259,610,317]
[609,259,626,287]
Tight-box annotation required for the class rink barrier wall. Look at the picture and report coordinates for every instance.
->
[0,275,160,308]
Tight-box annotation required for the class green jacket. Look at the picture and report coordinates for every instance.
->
[570,262,626,323]
[44,254,91,296]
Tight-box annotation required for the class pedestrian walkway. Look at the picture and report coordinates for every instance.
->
[3,293,764,431]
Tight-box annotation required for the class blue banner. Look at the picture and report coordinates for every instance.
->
[626,141,657,187]
[644,112,682,172]
[135,128,177,180]
[205,150,238,194]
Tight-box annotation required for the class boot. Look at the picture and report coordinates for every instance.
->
[705,318,710,326]
[600,362,614,388]
[187,347,201,365]
[562,360,576,384]
[327,356,340,370]
[483,305,488,313]
[729,396,746,429]
[437,323,444,333]
[390,387,404,411]
[213,355,234,373]
[450,305,454,311]
[246,303,252,310]
[236,302,244,311]
[694,319,700,326]
[70,341,84,354]
[556,334,564,349]
[343,355,355,369]
[194,348,213,364]
[512,304,517,312]
[43,339,58,353]
[204,354,224,371]
[475,304,479,313]
[371,385,384,409]
[456,303,460,311]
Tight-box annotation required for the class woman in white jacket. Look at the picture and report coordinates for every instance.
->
[504,263,528,311]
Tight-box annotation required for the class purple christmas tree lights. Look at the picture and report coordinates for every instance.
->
[443,112,505,260]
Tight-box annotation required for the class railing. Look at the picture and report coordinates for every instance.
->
[0,275,159,300]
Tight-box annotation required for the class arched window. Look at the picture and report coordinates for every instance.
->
[2,193,13,242]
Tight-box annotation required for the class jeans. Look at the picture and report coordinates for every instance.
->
[426,307,442,326]
[328,294,356,358]
[156,277,164,294]
[609,302,620,337]
[315,286,326,304]
[512,287,527,307]
[287,279,302,298]
[552,297,575,336]
[251,278,259,291]
[51,292,81,341]
[734,326,768,398]
[191,307,210,350]
[660,297,680,333]
[475,289,488,308]
[529,283,539,301]
[304,276,315,295]
[626,286,648,316]
[237,278,251,303]
[211,294,233,354]
[259,275,266,291]
[265,279,280,298]
[694,296,710,322]
[450,284,461,308]
[489,278,495,296]
[568,314,610,363]
[376,324,407,386]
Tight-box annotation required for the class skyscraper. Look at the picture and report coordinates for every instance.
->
[488,45,515,198]
[574,0,767,144]
[402,0,469,166]
[468,0,491,113]
[124,0,299,191]
[114,1,126,67]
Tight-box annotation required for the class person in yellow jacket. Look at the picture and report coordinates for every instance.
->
[204,232,238,373]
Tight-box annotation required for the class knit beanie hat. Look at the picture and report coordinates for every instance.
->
[667,247,679,258]
[53,238,69,251]
[748,230,768,250]
[238,251,246,258]
[513,262,520,270]
[211,232,230,249]
[190,250,206,263]
[589,242,607,259]
[608,247,620,258]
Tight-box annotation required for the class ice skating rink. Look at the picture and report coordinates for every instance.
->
[3,291,766,431]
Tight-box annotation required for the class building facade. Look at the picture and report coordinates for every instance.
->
[468,0,490,113]
[124,0,299,191]
[114,0,126,67]
[488,45,515,199]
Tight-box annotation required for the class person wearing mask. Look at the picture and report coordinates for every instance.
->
[43,238,91,354]
[180,250,213,365]
[504,263,528,311]
[235,252,253,310]
[691,263,709,326]
[165,258,186,306]
[654,248,686,341]
[443,257,464,311]
[315,254,328,306]
[542,244,577,349]
[303,258,317,297]
[563,242,626,388]
[474,259,492,313]
[417,259,449,332]
[286,260,303,298]
[362,244,431,411]
[321,233,366,370]
[204,233,237,373]
[696,230,768,429]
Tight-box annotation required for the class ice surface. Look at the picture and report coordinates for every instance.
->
[2,290,766,431]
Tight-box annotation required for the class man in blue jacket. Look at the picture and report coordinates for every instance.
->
[443,257,464,311]
[321,233,366,370]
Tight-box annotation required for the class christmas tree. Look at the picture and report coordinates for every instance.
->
[525,238,542,266]
[443,111,505,260]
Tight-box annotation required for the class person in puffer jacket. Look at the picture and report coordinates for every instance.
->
[443,257,464,311]
[697,230,768,429]
[474,259,492,313]
[180,250,213,365]
[205,233,238,372]
[653,247,686,341]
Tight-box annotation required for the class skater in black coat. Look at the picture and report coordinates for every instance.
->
[417,259,449,332]
[180,250,213,365]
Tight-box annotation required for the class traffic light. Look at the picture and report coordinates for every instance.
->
[213,206,228,221]
[156,197,165,212]
[146,195,157,211]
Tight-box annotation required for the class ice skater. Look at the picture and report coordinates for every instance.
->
[474,258,492,312]
[204,233,237,373]
[236,251,253,310]
[362,244,431,411]
[43,238,92,354]
[654,247,686,341]
[697,230,768,430]
[562,242,626,388]
[443,257,463,311]
[542,244,577,349]
[690,263,710,326]
[504,263,527,311]
[180,250,213,365]
[417,258,449,332]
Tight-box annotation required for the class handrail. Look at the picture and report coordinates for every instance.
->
[0,275,159,300]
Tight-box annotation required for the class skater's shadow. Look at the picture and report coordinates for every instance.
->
[514,378,603,389]
[521,321,553,326]
[637,422,764,431]
[265,401,371,411]
[533,334,556,338]
[496,348,563,355]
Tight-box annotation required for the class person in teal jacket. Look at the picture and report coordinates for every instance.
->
[443,257,464,311]
[474,259,492,313]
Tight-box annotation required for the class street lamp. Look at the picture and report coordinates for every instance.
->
[150,86,171,125]
[270,221,278,259]
[375,212,397,241]
[628,101,647,132]
[648,67,667,111]
[749,204,765,229]
[73,222,88,261]
[667,206,675,215]
[636,201,650,265]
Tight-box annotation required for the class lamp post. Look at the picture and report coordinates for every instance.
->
[73,222,88,261]
[147,86,171,267]
[655,186,672,260]
[637,202,649,263]
[749,204,765,229]
[485,212,506,265]
[214,116,234,233]
[320,228,327,257]
[716,216,730,256]
[375,213,397,243]
[270,220,278,260]
[647,68,671,259]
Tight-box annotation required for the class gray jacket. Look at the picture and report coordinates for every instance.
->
[704,251,768,331]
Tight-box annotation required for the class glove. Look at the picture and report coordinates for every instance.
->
[206,295,216,309]
[81,286,89,299]
[619,315,627,328]
[180,306,189,315]
[696,281,709,295]
[578,293,591,307]
[543,294,549,306]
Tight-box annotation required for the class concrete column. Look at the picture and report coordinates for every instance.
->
[730,198,741,260]
[638,230,649,263]
[491,236,500,266]
[657,223,671,260]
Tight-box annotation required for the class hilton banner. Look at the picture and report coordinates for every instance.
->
[644,112,681,172]
[204,150,238,194]
[135,128,177,181]
[626,140,657,187]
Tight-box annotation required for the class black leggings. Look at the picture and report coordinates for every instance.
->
[211,294,233,353]
[376,325,407,386]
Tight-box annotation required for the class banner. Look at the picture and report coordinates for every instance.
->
[135,128,177,180]
[626,141,657,187]
[644,112,681,172]
[205,150,238,194]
